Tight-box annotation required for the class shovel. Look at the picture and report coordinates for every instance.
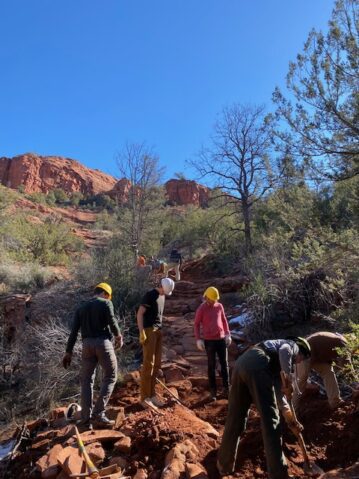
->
[281,372,324,477]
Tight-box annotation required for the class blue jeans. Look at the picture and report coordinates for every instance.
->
[81,338,117,420]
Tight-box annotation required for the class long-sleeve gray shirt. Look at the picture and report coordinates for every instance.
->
[66,297,121,353]
[261,339,299,412]
[261,339,299,374]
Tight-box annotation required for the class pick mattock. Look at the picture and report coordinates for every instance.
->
[280,372,324,477]
[70,426,100,478]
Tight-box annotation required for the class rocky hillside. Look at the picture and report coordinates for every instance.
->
[0,154,117,196]
[0,154,210,207]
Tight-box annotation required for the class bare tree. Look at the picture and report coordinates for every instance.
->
[191,104,276,253]
[116,143,165,260]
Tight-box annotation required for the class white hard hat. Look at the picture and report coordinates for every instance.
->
[161,277,175,296]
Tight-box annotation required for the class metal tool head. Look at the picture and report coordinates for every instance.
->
[303,460,324,477]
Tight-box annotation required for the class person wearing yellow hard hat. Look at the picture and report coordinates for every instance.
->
[137,277,175,409]
[194,286,231,401]
[62,282,123,430]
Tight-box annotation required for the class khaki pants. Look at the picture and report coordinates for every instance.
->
[165,262,181,281]
[140,327,163,401]
[294,359,341,408]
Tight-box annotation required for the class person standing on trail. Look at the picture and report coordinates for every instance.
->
[217,337,311,479]
[137,277,175,409]
[293,331,348,410]
[137,254,146,267]
[62,282,123,429]
[165,248,183,281]
[194,286,232,400]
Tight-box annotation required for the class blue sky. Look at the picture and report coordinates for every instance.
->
[0,0,335,181]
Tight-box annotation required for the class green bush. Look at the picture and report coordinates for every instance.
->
[1,215,83,265]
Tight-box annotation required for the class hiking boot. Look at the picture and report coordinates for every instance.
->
[92,415,115,428]
[76,418,93,430]
[330,399,345,409]
[209,389,217,401]
[150,396,166,407]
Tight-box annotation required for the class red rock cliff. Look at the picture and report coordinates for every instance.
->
[0,153,117,195]
[165,179,209,207]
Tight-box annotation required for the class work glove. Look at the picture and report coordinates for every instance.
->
[115,334,123,350]
[282,409,304,436]
[281,372,294,400]
[62,352,72,369]
[196,339,205,352]
[139,330,147,345]
[225,335,232,347]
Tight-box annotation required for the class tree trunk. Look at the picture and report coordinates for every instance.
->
[242,202,252,254]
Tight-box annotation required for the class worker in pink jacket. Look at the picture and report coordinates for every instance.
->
[194,287,231,400]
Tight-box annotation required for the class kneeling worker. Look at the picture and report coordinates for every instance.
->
[217,337,311,479]
[62,282,123,429]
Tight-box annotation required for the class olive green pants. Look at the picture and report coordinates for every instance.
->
[140,327,162,401]
[218,347,288,479]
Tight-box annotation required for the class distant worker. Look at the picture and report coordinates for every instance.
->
[194,287,231,400]
[293,331,347,409]
[217,337,311,479]
[137,254,146,267]
[137,277,175,409]
[165,248,183,281]
[62,283,123,429]
[150,257,167,275]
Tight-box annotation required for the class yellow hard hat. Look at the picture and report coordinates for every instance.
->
[204,286,220,301]
[95,282,112,300]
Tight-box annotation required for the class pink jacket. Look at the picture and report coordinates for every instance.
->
[194,302,230,340]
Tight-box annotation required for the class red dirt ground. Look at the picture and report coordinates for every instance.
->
[3,258,359,479]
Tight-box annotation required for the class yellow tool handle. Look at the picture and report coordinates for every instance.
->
[74,426,100,478]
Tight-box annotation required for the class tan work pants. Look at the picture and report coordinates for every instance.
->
[294,359,341,408]
[165,262,181,281]
[140,327,162,401]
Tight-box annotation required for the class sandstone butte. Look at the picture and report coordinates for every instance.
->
[165,179,209,208]
[0,153,210,207]
[0,153,117,196]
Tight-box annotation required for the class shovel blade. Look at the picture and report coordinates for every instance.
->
[303,461,324,477]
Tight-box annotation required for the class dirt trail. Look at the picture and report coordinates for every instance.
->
[3,260,359,479]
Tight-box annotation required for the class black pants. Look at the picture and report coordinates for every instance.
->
[204,338,229,393]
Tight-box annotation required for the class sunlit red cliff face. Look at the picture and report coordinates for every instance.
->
[0,153,117,196]
[165,179,209,207]
[0,153,210,207]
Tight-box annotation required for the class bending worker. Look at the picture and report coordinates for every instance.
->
[293,331,347,409]
[62,282,123,429]
[217,337,311,479]
[137,277,175,409]
[194,286,231,400]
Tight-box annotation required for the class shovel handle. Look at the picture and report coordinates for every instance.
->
[156,378,186,406]
[280,372,311,466]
